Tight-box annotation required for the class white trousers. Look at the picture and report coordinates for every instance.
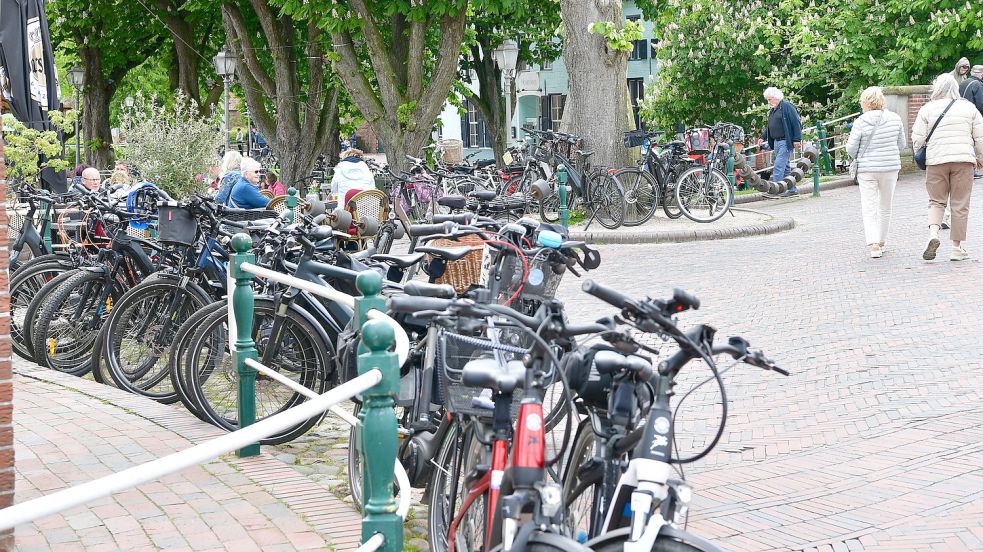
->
[857,170,899,245]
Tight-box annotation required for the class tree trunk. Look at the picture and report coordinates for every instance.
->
[558,0,632,170]
[79,48,116,170]
[471,40,507,166]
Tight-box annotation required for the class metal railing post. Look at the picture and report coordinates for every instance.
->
[816,121,832,175]
[357,319,402,552]
[557,165,569,229]
[40,198,53,251]
[286,187,298,223]
[812,140,822,198]
[726,141,736,207]
[230,233,260,457]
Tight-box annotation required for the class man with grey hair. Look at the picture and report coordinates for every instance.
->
[959,65,983,178]
[763,87,803,195]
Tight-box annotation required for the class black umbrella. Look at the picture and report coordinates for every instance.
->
[0,0,67,193]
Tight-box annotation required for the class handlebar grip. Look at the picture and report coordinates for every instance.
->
[433,213,475,225]
[672,288,700,311]
[409,222,453,237]
[582,279,634,310]
[403,281,456,299]
[560,322,610,338]
[387,295,453,314]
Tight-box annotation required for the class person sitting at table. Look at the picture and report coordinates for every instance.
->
[330,148,375,204]
[227,157,270,209]
[264,170,286,196]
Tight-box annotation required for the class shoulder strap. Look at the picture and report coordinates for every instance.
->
[926,100,957,144]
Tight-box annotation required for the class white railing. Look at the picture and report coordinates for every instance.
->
[236,262,409,366]
[0,369,383,532]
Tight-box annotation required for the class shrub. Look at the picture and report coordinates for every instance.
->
[119,92,222,199]
[1,111,74,184]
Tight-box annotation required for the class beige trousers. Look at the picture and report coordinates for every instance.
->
[926,162,975,242]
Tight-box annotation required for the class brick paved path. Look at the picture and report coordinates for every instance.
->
[10,365,362,551]
[555,173,983,551]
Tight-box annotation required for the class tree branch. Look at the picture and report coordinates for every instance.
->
[221,3,276,96]
[330,29,389,128]
[417,7,469,129]
[347,0,402,112]
[406,19,425,100]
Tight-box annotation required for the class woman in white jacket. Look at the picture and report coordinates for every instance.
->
[912,73,983,261]
[329,148,375,204]
[847,87,907,258]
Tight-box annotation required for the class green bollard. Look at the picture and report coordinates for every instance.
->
[726,141,736,207]
[354,271,386,355]
[230,233,260,457]
[557,165,570,229]
[285,187,298,223]
[358,319,403,552]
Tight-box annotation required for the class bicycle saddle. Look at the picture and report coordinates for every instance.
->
[370,252,425,269]
[462,358,526,394]
[469,190,498,202]
[475,159,495,169]
[402,280,456,298]
[578,150,595,158]
[416,245,471,261]
[438,195,467,210]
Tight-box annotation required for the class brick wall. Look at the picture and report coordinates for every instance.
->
[883,85,932,154]
[907,92,930,135]
[0,136,12,550]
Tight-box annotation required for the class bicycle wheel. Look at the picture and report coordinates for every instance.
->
[539,192,561,223]
[674,166,733,223]
[562,421,604,542]
[489,532,594,552]
[169,301,228,421]
[104,279,211,403]
[11,259,74,362]
[587,526,719,552]
[613,168,659,226]
[586,173,627,230]
[186,298,332,444]
[347,401,406,511]
[663,191,684,219]
[32,270,118,376]
[428,421,487,552]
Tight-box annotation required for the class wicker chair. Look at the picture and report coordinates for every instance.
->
[266,194,309,219]
[260,189,275,199]
[342,189,389,251]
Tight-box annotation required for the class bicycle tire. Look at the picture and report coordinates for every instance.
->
[587,173,627,230]
[346,401,406,511]
[169,300,228,421]
[11,260,75,362]
[562,421,604,542]
[104,278,212,403]
[185,298,332,444]
[539,192,561,223]
[614,168,660,226]
[587,526,721,552]
[489,532,594,552]
[663,191,684,219]
[32,270,117,376]
[428,421,486,552]
[674,166,733,223]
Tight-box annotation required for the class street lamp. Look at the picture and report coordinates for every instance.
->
[66,65,84,165]
[492,39,520,144]
[213,49,238,154]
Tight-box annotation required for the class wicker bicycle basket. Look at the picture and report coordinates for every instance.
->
[431,234,485,294]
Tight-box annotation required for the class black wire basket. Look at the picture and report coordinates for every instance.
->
[436,328,530,417]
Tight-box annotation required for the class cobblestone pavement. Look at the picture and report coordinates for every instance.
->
[11,365,362,551]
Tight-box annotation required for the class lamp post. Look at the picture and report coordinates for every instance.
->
[492,39,519,146]
[213,49,238,154]
[66,65,84,165]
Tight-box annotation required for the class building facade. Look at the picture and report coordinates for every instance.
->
[438,1,657,160]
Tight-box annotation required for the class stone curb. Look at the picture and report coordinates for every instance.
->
[734,176,856,204]
[568,208,795,244]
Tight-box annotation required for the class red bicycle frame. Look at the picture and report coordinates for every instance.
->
[447,400,546,552]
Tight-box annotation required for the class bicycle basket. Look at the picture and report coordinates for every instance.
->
[437,328,530,417]
[685,128,712,155]
[623,129,649,149]
[484,248,565,303]
[158,202,198,246]
[712,123,746,144]
[431,235,485,294]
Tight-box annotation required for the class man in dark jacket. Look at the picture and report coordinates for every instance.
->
[763,87,803,195]
[960,65,983,177]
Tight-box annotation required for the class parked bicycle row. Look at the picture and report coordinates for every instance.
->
[9,174,789,550]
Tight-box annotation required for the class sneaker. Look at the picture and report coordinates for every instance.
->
[923,238,941,260]
[869,244,883,258]
[951,246,969,261]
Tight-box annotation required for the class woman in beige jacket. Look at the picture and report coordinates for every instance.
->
[911,73,983,261]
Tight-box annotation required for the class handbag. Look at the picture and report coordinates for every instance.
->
[849,114,885,182]
[914,100,956,170]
